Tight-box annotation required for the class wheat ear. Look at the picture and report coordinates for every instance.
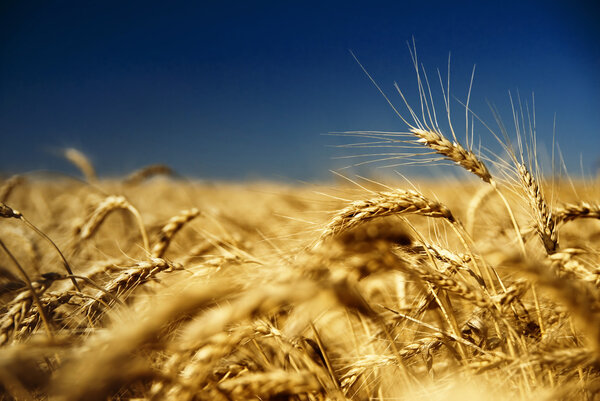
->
[0,239,53,342]
[411,128,492,182]
[555,202,600,224]
[517,164,557,254]
[79,195,149,252]
[124,164,173,185]
[319,189,455,241]
[217,370,321,400]
[408,129,526,255]
[64,148,97,183]
[85,258,181,320]
[151,208,200,258]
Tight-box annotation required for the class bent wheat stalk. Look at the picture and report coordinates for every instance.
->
[466,185,495,235]
[80,195,150,252]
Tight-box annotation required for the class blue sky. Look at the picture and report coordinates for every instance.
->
[1,1,599,180]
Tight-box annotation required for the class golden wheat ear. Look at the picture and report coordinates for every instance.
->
[79,195,149,252]
[318,189,455,242]
[410,128,492,183]
[124,164,174,185]
[555,202,600,224]
[0,239,54,343]
[517,164,558,254]
[63,148,97,183]
[151,208,200,258]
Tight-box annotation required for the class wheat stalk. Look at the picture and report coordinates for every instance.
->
[405,129,528,257]
[466,185,495,234]
[340,335,445,390]
[408,263,493,309]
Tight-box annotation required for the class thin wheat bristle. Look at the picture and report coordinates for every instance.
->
[1,202,81,290]
[517,164,558,254]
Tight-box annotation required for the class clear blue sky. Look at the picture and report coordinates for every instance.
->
[1,1,599,180]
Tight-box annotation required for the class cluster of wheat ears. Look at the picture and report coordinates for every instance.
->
[1,57,600,401]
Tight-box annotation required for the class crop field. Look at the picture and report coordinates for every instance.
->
[1,140,599,401]
[1,53,599,400]
[2,0,598,399]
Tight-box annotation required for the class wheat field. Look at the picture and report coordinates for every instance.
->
[2,56,600,399]
[1,143,599,400]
